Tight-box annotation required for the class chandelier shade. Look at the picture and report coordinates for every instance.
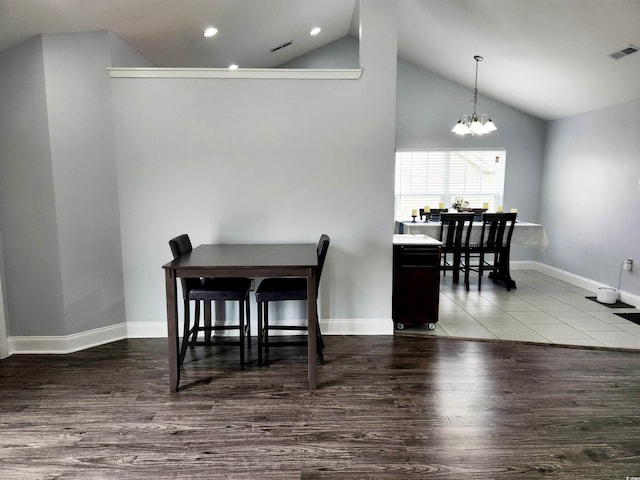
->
[452,55,496,136]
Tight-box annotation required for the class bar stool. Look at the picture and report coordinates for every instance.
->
[255,234,330,366]
[169,234,252,366]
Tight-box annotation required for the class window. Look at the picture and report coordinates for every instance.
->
[394,149,506,219]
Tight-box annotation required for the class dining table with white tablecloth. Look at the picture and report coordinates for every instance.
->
[396,219,548,290]
[396,221,549,249]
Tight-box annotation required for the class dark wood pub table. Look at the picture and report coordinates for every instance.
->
[163,243,319,392]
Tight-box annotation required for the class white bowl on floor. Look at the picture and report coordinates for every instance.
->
[596,287,618,304]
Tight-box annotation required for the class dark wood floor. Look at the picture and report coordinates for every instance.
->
[1,336,640,479]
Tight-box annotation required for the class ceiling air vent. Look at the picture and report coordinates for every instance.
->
[270,40,293,53]
[608,45,638,60]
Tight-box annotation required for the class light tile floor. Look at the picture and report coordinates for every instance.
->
[399,270,640,350]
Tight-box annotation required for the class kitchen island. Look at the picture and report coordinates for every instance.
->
[392,234,442,330]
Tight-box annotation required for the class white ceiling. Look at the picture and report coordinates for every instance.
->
[0,0,638,120]
[400,0,640,120]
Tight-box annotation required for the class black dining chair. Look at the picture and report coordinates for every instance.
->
[439,213,474,291]
[467,212,517,290]
[429,208,448,223]
[168,234,252,366]
[255,234,330,367]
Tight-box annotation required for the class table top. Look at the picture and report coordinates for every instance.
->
[163,243,318,270]
[393,234,442,246]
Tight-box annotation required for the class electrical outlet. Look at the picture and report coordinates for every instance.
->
[623,258,634,272]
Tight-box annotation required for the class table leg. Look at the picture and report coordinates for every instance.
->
[307,268,317,390]
[204,301,212,343]
[257,301,264,367]
[500,249,517,290]
[488,249,517,290]
[452,252,461,283]
[165,268,180,392]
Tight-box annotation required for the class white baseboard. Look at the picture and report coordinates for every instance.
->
[6,318,391,355]
[510,260,538,270]
[126,321,168,338]
[125,318,392,338]
[8,323,127,355]
[321,318,393,335]
[6,263,638,355]
[530,261,640,308]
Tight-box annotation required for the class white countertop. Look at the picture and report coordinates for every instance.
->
[393,234,442,246]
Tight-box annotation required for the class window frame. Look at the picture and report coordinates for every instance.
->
[394,148,507,219]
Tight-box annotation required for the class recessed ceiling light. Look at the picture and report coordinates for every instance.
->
[203,27,218,38]
[228,64,239,70]
[310,27,321,36]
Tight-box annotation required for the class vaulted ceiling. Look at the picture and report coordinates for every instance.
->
[1,0,638,120]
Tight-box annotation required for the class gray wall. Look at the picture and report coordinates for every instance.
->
[0,36,65,336]
[112,0,398,328]
[279,35,359,69]
[42,31,126,334]
[541,99,640,296]
[0,31,150,337]
[109,31,154,68]
[0,229,7,357]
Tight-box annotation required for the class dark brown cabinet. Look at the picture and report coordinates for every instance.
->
[392,242,441,330]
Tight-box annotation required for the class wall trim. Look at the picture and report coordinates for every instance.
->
[107,68,363,80]
[322,318,392,335]
[125,318,392,338]
[5,263,637,355]
[8,323,127,355]
[531,261,640,308]
[510,260,537,270]
[126,321,169,338]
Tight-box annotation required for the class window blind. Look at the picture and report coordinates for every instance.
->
[395,150,506,219]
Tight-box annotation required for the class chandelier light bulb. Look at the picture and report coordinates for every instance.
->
[483,119,497,132]
[469,116,484,135]
[451,118,471,135]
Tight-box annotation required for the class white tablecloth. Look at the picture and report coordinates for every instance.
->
[397,221,549,249]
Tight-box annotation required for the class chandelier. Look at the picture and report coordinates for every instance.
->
[452,55,497,136]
